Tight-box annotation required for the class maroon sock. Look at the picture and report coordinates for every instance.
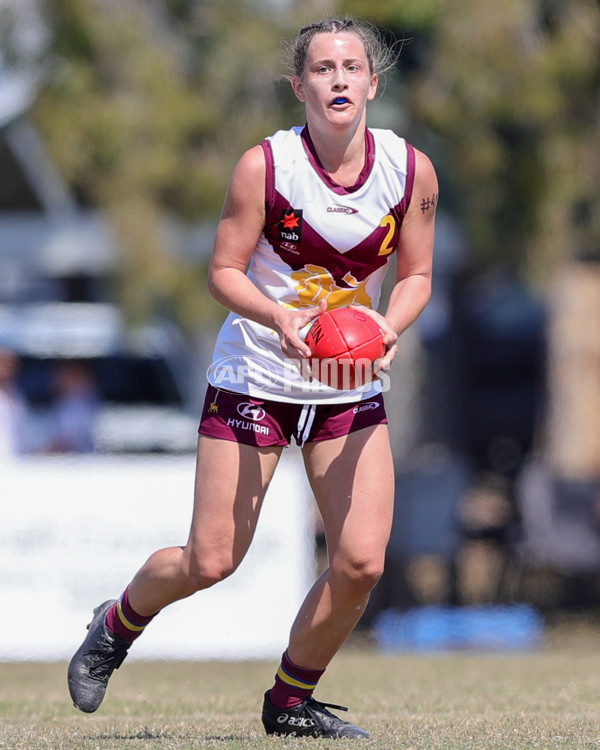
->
[268,650,325,709]
[105,587,156,643]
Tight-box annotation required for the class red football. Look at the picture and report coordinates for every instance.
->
[305,307,385,389]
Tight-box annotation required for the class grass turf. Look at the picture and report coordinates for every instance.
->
[1,639,600,750]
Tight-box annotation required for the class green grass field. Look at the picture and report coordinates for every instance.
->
[2,629,600,750]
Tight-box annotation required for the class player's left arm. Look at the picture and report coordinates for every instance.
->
[367,148,437,369]
[386,147,437,331]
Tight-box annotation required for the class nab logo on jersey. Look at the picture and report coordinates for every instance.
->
[279,210,303,243]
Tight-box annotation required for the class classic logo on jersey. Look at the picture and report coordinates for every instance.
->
[279,210,303,243]
[327,205,359,214]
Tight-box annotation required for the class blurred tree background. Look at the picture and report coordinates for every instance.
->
[18,0,600,480]
[30,0,294,327]
[28,0,600,301]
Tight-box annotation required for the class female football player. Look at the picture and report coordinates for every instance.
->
[69,16,437,738]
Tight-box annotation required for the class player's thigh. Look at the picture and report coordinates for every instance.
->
[301,424,395,562]
[186,435,283,566]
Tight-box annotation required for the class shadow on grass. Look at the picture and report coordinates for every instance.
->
[91,730,172,741]
[90,729,249,742]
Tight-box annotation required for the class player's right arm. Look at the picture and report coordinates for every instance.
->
[208,146,323,359]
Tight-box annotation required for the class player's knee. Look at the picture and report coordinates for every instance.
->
[187,555,238,591]
[333,556,384,595]
[353,560,384,594]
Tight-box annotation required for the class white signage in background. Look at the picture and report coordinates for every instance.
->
[0,449,314,661]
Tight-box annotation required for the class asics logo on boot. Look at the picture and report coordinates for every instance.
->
[277,714,315,728]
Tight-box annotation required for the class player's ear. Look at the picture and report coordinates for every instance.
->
[367,73,378,102]
[291,75,306,102]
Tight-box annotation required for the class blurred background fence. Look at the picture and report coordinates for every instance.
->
[1,0,600,655]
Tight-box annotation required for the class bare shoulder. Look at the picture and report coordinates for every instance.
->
[230,144,266,192]
[221,144,266,220]
[413,148,438,191]
[406,148,439,219]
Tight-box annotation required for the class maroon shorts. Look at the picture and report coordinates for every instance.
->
[198,385,388,447]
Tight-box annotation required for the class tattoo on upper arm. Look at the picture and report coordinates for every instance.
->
[420,193,439,213]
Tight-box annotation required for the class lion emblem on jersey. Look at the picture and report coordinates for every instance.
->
[284,264,373,310]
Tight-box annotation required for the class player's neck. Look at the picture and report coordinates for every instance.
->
[309,124,367,187]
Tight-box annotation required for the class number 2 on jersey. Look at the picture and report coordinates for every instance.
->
[378,214,396,256]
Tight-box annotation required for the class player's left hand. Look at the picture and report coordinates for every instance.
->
[350,304,398,373]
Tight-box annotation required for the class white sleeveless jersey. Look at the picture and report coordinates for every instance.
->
[208,125,415,403]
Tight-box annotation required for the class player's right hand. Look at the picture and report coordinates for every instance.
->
[275,300,328,360]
